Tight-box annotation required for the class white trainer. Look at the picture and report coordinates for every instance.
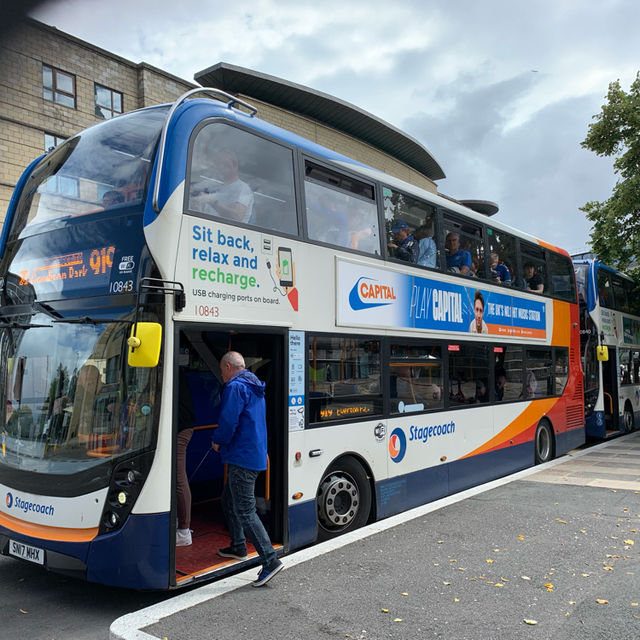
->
[176,529,192,546]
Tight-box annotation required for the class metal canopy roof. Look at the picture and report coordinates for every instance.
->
[458,199,499,216]
[194,62,446,181]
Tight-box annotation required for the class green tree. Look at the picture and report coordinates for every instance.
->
[581,72,640,278]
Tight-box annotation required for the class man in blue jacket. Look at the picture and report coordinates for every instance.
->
[211,351,283,587]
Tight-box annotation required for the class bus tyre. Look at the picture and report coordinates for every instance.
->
[534,420,554,464]
[623,403,635,433]
[316,457,372,541]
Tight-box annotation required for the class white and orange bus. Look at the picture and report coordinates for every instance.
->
[0,89,583,589]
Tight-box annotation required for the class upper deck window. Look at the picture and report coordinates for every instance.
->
[383,187,437,266]
[304,162,379,254]
[11,107,168,238]
[43,64,76,109]
[548,252,576,303]
[188,123,297,236]
[443,216,485,279]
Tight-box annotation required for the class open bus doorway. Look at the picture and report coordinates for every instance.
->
[602,349,619,434]
[172,327,286,586]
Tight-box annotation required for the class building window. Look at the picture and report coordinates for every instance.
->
[43,64,76,108]
[94,84,123,120]
[44,133,65,152]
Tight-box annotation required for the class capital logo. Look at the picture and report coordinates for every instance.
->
[349,277,396,311]
[6,492,12,508]
[389,427,407,463]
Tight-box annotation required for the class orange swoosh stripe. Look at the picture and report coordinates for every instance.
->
[461,398,559,459]
[0,510,98,542]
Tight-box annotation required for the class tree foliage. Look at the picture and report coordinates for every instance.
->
[581,72,640,279]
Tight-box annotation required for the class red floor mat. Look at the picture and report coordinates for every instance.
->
[175,502,257,579]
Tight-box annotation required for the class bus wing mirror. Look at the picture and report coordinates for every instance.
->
[596,346,609,362]
[127,322,162,368]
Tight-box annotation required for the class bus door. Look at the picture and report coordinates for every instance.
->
[602,348,619,431]
[173,327,286,585]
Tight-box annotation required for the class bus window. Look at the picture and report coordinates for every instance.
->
[443,217,485,279]
[304,163,379,254]
[548,253,577,303]
[632,350,640,384]
[554,347,569,395]
[308,336,382,424]
[620,349,632,385]
[188,123,297,235]
[494,345,524,402]
[611,274,630,312]
[487,229,516,287]
[525,348,553,398]
[597,268,612,308]
[521,243,546,294]
[448,343,490,406]
[389,343,443,414]
[382,187,438,267]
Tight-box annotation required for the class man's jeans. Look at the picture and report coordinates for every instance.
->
[222,463,277,569]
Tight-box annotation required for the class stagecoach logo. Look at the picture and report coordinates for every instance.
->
[6,492,12,508]
[389,427,407,463]
[4,492,55,516]
[349,276,396,311]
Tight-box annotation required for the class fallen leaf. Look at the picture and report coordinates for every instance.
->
[493,548,500,552]
[19,609,28,614]
[433,563,439,566]
[443,581,451,586]
[631,603,639,607]
[495,583,504,588]
[596,599,609,605]
[486,558,494,563]
[582,573,590,578]
[624,540,635,545]
[556,519,567,524]
[381,608,388,613]
[454,597,460,602]
[401,592,408,596]
[569,601,576,605]
[522,576,531,580]
[394,618,402,622]
[523,619,538,625]
[545,583,553,588]
[438,540,444,544]
[518,535,525,541]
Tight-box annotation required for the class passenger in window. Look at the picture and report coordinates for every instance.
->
[469,290,489,334]
[347,205,375,252]
[524,370,539,398]
[490,252,511,285]
[469,379,489,403]
[523,262,544,293]
[415,220,437,268]
[190,149,254,224]
[102,190,124,208]
[445,232,471,275]
[495,369,507,401]
[387,220,418,263]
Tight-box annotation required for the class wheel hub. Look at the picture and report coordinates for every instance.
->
[317,473,360,529]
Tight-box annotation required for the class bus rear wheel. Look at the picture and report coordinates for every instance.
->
[316,457,371,541]
[623,403,635,433]
[534,420,554,464]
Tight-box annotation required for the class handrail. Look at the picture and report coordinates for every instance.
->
[152,87,257,213]
[603,391,613,415]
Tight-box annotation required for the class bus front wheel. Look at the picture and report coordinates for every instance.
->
[316,457,372,541]
[623,403,635,433]
[534,420,554,464]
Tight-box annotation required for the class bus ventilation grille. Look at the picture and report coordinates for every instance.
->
[566,405,584,429]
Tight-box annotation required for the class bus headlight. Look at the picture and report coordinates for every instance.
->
[98,451,153,536]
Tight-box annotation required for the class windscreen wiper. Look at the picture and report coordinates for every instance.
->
[53,316,131,325]
[0,322,52,329]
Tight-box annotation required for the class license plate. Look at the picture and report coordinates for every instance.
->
[9,539,44,565]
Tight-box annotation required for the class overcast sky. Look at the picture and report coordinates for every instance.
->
[30,0,640,254]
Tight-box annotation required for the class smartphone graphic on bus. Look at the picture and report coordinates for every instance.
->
[278,247,293,288]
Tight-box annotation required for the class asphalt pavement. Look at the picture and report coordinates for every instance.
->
[111,432,640,640]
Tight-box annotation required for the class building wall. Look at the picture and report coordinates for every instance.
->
[0,19,195,223]
[240,96,438,194]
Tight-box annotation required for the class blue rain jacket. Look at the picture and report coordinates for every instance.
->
[212,369,268,471]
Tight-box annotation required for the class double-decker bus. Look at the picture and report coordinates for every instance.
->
[0,89,583,589]
[574,259,640,438]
